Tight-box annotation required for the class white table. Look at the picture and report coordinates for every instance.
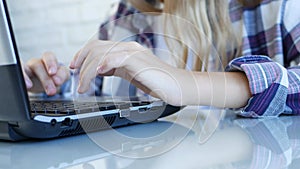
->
[0,107,298,169]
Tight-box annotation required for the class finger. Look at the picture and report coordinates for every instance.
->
[20,62,33,88]
[52,66,71,86]
[23,71,33,89]
[70,40,125,69]
[77,58,100,93]
[69,49,82,69]
[76,49,123,93]
[42,52,58,75]
[76,42,145,93]
[28,59,57,95]
[70,41,103,69]
[77,50,120,93]
[78,47,102,71]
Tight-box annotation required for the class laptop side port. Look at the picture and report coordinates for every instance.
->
[138,107,150,113]
[61,117,72,127]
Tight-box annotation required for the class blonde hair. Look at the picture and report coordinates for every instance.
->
[129,0,246,71]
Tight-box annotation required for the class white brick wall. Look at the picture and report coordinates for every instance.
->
[7,0,119,64]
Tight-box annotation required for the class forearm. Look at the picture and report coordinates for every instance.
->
[176,70,251,108]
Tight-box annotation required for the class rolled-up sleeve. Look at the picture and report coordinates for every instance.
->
[226,55,300,117]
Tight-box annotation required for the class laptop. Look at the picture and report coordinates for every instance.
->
[0,0,180,141]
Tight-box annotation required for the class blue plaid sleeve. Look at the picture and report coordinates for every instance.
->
[226,55,300,117]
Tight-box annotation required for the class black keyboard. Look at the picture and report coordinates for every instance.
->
[30,101,151,116]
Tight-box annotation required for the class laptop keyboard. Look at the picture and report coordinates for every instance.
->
[30,101,151,116]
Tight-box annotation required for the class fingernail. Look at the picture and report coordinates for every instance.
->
[97,65,104,73]
[46,85,56,95]
[48,67,56,75]
[25,79,33,88]
[69,60,75,68]
[70,60,76,68]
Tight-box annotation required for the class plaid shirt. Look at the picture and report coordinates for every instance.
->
[96,0,300,117]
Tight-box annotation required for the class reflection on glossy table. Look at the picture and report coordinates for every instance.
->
[0,106,299,169]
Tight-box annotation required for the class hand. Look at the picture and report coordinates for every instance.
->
[70,40,252,108]
[70,40,186,105]
[23,52,70,96]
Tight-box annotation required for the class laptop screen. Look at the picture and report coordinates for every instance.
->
[0,0,17,66]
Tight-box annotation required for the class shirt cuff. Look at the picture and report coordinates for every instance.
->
[225,55,289,117]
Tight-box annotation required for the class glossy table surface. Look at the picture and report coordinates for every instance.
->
[0,106,299,169]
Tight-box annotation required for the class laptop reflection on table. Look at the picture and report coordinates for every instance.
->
[0,121,190,169]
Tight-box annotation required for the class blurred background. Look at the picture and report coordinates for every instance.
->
[7,0,119,65]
